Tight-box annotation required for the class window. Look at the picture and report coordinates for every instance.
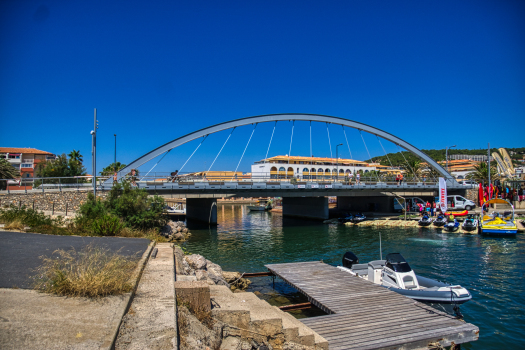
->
[318,168,323,173]
[279,167,285,172]
[303,168,309,172]
[21,163,33,168]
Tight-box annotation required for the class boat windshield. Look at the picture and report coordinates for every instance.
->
[385,253,412,273]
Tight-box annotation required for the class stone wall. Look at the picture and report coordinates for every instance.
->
[0,190,108,213]
[465,188,478,202]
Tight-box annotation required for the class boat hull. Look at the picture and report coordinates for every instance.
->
[247,206,266,211]
[480,228,517,236]
[385,286,472,304]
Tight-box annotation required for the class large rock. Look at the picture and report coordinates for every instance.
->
[160,222,177,237]
[207,261,229,286]
[185,254,207,270]
[195,270,209,281]
[182,258,195,276]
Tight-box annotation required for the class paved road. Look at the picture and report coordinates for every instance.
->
[0,231,150,289]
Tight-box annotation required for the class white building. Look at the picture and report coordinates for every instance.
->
[251,155,379,180]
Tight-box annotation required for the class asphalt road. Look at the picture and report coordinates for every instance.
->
[0,231,150,289]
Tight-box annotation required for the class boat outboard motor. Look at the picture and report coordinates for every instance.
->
[343,251,359,268]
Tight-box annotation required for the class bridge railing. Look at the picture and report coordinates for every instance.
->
[0,173,473,194]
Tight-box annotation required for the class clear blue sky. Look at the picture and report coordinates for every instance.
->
[1,0,524,175]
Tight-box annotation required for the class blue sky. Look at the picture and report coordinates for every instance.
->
[1,0,524,175]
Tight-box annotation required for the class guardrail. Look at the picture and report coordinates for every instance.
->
[1,174,474,194]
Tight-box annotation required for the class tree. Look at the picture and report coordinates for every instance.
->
[100,162,127,176]
[68,150,83,164]
[0,158,20,190]
[466,162,500,183]
[35,151,87,184]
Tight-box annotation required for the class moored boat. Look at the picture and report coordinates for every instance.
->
[433,214,447,227]
[461,214,478,232]
[479,198,518,236]
[338,252,472,305]
[418,214,433,226]
[444,210,469,217]
[443,218,460,232]
[350,213,366,224]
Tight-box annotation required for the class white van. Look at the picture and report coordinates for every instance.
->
[446,195,475,210]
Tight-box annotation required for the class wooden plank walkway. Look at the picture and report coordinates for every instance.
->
[266,261,479,350]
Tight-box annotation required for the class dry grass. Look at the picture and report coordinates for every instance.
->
[118,227,169,242]
[4,220,25,231]
[33,244,139,297]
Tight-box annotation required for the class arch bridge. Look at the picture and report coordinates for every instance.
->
[101,114,463,223]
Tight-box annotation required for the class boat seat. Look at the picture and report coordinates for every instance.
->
[483,215,491,221]
[403,276,418,289]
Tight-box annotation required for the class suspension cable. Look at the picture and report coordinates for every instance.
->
[231,124,257,181]
[140,149,171,180]
[310,121,312,169]
[179,135,208,173]
[396,144,419,181]
[359,130,381,181]
[326,123,333,160]
[288,121,295,167]
[376,135,394,168]
[342,126,353,160]
[206,127,235,178]
[264,121,277,163]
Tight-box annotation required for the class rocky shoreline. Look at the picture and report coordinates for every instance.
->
[173,246,327,350]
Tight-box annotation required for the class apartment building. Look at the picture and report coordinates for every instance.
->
[0,147,56,185]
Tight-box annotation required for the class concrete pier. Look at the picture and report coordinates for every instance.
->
[283,196,328,220]
[186,198,217,224]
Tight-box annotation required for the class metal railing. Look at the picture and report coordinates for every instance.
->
[1,173,473,194]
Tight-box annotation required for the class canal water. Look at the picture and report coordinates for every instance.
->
[182,204,525,349]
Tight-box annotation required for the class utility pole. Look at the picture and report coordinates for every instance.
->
[91,109,98,197]
[488,142,491,200]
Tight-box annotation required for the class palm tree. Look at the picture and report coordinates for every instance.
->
[68,150,83,164]
[0,158,19,179]
[466,162,499,183]
[0,158,20,190]
[403,159,422,180]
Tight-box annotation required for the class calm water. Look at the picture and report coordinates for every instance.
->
[182,204,525,349]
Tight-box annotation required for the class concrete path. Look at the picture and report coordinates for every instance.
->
[0,288,130,350]
[116,243,177,350]
[0,231,149,289]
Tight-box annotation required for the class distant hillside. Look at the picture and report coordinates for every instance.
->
[366,147,525,166]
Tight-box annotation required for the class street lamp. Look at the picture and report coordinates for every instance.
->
[114,134,117,173]
[336,143,343,181]
[446,145,456,173]
[91,109,98,197]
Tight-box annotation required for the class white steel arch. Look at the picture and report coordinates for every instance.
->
[107,114,454,183]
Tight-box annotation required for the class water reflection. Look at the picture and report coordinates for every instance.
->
[182,204,525,349]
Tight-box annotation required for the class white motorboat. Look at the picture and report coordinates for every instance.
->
[461,214,479,232]
[338,252,472,305]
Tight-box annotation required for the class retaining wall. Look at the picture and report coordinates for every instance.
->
[0,191,108,213]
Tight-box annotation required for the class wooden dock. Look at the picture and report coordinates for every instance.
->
[266,261,479,350]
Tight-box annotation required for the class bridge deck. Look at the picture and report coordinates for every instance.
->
[265,261,478,350]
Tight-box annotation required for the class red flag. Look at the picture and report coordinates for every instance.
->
[478,183,484,207]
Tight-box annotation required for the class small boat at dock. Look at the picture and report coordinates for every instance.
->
[479,198,518,236]
[433,214,447,227]
[461,214,478,232]
[338,252,472,305]
[418,214,433,226]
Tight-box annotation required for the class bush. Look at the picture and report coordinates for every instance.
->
[104,181,167,230]
[91,214,124,236]
[0,206,67,235]
[33,244,138,297]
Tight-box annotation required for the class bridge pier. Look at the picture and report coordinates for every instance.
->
[186,198,217,224]
[283,197,328,220]
[337,195,395,213]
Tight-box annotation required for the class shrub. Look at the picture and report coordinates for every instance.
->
[33,244,138,297]
[0,206,67,235]
[91,214,124,236]
[104,181,167,230]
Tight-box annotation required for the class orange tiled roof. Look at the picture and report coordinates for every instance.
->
[263,155,369,165]
[0,147,54,155]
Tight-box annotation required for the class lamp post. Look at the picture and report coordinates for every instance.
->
[446,145,456,173]
[336,143,343,182]
[114,134,117,173]
[91,109,98,197]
